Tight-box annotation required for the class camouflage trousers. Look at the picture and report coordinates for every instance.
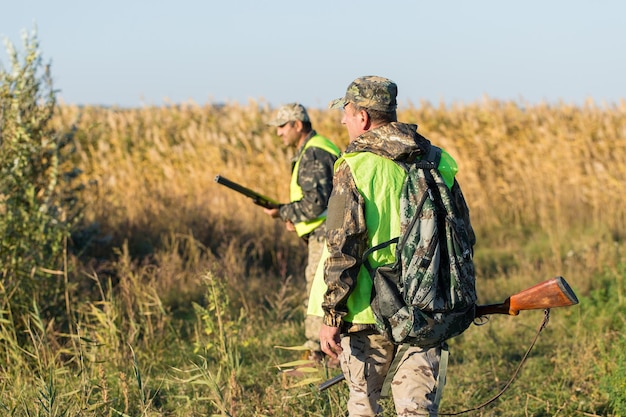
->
[339,330,442,417]
[303,231,325,351]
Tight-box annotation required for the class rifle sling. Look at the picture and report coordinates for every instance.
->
[438,309,551,416]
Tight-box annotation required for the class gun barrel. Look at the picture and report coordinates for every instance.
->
[214,175,279,209]
[318,373,345,392]
[214,175,255,197]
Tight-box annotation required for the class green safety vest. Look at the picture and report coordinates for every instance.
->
[307,148,458,324]
[290,135,340,237]
[307,152,404,323]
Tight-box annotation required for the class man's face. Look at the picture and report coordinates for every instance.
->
[275,121,301,148]
[341,102,365,142]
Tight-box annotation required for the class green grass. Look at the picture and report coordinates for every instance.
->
[1,239,623,416]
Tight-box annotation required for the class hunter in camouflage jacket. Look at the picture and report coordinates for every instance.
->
[278,130,338,237]
[321,122,476,332]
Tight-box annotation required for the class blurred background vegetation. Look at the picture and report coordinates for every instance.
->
[1,31,625,416]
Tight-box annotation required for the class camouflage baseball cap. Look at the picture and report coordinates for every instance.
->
[329,76,398,112]
[266,103,310,126]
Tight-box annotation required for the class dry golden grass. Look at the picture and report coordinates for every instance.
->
[53,98,626,298]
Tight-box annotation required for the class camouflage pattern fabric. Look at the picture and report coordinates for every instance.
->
[388,343,441,416]
[322,122,476,335]
[278,131,338,227]
[321,122,467,416]
[338,330,441,416]
[369,145,477,348]
[322,123,432,328]
[329,75,398,112]
[266,102,310,126]
[303,229,326,350]
[278,129,337,351]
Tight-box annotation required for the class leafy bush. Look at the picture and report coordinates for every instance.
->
[0,29,82,322]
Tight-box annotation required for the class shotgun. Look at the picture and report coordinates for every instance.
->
[214,175,280,209]
[318,276,579,391]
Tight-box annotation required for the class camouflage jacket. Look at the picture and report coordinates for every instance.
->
[279,131,338,235]
[321,122,475,329]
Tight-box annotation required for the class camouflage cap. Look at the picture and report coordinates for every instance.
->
[329,76,398,112]
[266,102,310,126]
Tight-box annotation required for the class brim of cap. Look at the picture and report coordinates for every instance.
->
[266,118,288,126]
[329,97,347,109]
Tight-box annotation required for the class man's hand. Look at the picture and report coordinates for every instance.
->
[263,207,280,218]
[263,208,296,232]
[319,324,342,359]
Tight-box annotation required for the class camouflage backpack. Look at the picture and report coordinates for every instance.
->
[364,145,477,348]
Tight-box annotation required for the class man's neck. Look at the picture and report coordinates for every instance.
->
[297,130,316,149]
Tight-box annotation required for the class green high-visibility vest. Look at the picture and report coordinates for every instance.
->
[290,135,340,237]
[307,152,404,323]
[307,148,458,324]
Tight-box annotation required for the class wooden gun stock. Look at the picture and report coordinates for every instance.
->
[475,276,579,317]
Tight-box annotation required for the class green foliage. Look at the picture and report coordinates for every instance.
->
[595,263,626,416]
[0,28,82,321]
[184,272,244,415]
[604,335,626,416]
[192,272,244,363]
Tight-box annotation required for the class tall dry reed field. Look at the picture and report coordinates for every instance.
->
[55,102,322,322]
[55,98,626,296]
[9,98,619,416]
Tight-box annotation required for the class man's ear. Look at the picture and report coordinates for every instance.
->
[360,109,371,130]
[294,120,304,132]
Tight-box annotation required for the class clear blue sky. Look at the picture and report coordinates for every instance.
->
[1,0,624,109]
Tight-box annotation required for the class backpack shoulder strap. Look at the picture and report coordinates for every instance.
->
[381,343,410,398]
[417,144,441,169]
[362,236,400,272]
